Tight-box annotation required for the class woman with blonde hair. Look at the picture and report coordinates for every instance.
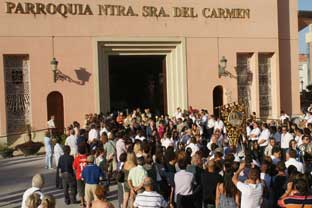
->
[133,142,142,156]
[38,194,56,208]
[122,152,137,208]
[25,193,41,208]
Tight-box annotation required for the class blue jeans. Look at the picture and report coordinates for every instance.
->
[45,152,52,168]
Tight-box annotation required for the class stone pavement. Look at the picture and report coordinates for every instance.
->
[0,155,118,208]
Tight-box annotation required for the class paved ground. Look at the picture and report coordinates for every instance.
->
[0,155,118,208]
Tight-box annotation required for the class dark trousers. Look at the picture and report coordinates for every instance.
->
[282,148,288,161]
[61,172,76,203]
[259,146,266,162]
[56,168,63,189]
[176,194,195,208]
[207,128,214,141]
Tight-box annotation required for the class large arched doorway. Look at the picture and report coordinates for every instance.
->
[47,91,64,134]
[213,86,223,118]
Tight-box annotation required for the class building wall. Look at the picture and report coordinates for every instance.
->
[0,0,299,137]
[278,0,301,115]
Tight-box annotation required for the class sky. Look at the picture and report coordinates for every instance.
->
[299,0,312,54]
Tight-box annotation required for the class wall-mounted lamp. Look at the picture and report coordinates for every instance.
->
[218,56,228,78]
[50,57,58,83]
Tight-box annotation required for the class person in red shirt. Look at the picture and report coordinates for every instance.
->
[73,145,88,207]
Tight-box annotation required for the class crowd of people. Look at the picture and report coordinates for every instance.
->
[26,106,312,208]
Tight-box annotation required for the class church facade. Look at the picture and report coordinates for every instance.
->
[0,0,300,142]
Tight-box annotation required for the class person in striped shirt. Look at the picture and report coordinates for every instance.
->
[278,179,312,208]
[133,177,168,208]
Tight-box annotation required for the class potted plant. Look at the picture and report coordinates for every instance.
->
[0,144,14,158]
[15,125,44,156]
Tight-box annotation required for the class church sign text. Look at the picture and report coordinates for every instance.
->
[5,2,251,19]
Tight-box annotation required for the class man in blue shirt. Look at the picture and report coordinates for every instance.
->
[43,131,53,169]
[82,155,104,208]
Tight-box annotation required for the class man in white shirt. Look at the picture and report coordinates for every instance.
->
[264,138,275,157]
[249,122,261,141]
[99,122,111,138]
[258,123,270,148]
[280,110,290,124]
[232,162,263,208]
[207,115,215,139]
[280,126,294,159]
[214,117,224,133]
[47,115,55,129]
[65,129,78,156]
[185,137,200,157]
[161,132,174,149]
[88,124,98,143]
[295,128,304,147]
[43,131,53,169]
[116,137,126,163]
[200,110,208,125]
[174,158,194,206]
[285,149,304,173]
[47,115,56,137]
[22,174,44,208]
[175,107,183,120]
[258,123,270,161]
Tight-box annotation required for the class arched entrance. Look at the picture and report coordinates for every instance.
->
[213,86,223,118]
[47,91,64,134]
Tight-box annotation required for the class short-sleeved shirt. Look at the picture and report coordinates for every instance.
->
[82,164,103,184]
[281,132,294,149]
[249,128,261,141]
[21,187,43,208]
[128,165,147,187]
[104,140,116,160]
[174,170,194,202]
[58,154,74,174]
[65,135,77,156]
[285,158,304,173]
[73,154,87,180]
[278,195,312,208]
[88,129,98,143]
[258,128,270,147]
[134,191,168,208]
[116,138,126,162]
[236,181,263,208]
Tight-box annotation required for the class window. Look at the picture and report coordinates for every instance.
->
[4,55,31,133]
[258,54,273,118]
[236,53,252,115]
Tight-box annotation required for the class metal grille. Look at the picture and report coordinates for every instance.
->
[4,55,31,133]
[258,54,272,118]
[236,54,251,115]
